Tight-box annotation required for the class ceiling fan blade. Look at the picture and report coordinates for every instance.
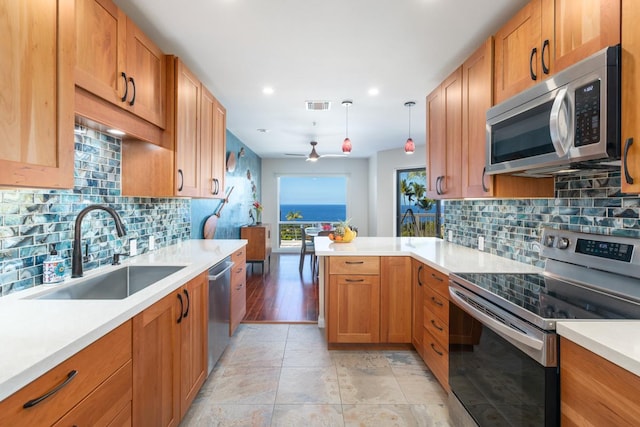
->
[320,154,348,158]
[284,153,308,157]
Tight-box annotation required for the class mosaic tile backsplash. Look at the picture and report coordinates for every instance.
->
[0,127,191,296]
[443,171,640,267]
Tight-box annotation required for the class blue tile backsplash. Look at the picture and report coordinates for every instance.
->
[0,126,191,296]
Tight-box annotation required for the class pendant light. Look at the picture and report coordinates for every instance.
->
[404,101,416,155]
[341,100,353,154]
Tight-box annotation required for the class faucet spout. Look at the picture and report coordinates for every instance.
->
[72,205,127,278]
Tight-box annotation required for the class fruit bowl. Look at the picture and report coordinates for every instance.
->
[328,228,357,243]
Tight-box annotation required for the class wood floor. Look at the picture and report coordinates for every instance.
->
[243,253,319,322]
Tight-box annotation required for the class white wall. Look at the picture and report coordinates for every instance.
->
[261,157,370,251]
[371,145,427,237]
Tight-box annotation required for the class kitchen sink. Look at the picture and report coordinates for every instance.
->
[32,265,186,300]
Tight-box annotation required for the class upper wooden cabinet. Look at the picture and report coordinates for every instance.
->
[75,0,166,129]
[0,0,75,189]
[494,0,620,104]
[622,0,640,193]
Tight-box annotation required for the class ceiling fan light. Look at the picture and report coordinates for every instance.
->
[404,138,415,154]
[342,137,352,154]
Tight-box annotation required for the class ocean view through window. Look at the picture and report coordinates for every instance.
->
[278,175,347,249]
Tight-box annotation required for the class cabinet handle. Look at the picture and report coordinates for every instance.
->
[541,39,550,75]
[345,278,365,282]
[128,76,136,106]
[345,261,364,265]
[529,47,538,81]
[624,138,634,184]
[431,296,444,307]
[430,343,444,356]
[177,169,184,192]
[431,273,443,282]
[120,72,128,102]
[435,176,442,195]
[177,293,184,324]
[183,289,190,318]
[23,370,78,408]
[481,166,489,193]
[431,319,444,332]
[417,265,424,287]
[235,283,243,290]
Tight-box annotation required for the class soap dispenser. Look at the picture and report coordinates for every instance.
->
[43,244,65,284]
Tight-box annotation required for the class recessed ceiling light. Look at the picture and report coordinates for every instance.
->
[107,128,125,136]
[257,128,270,133]
[263,86,274,95]
[368,87,379,96]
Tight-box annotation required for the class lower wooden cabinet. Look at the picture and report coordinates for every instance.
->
[133,271,208,426]
[380,257,412,343]
[560,337,640,426]
[240,224,272,272]
[230,246,247,336]
[0,321,132,426]
[412,260,426,358]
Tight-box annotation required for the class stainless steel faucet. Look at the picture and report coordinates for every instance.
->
[72,205,127,278]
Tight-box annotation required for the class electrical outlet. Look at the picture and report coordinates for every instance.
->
[149,235,155,251]
[448,230,453,242]
[130,239,137,256]
[478,235,485,251]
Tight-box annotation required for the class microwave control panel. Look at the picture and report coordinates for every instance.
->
[574,79,601,147]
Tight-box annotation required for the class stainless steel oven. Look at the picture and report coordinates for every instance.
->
[448,228,640,427]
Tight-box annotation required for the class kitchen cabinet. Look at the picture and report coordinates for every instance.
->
[462,38,554,198]
[326,256,411,344]
[173,57,226,198]
[426,67,462,199]
[412,260,425,359]
[230,246,247,336]
[0,0,75,189]
[622,0,640,193]
[75,0,166,129]
[560,337,640,425]
[241,224,272,273]
[0,320,132,426]
[494,0,620,105]
[133,271,208,426]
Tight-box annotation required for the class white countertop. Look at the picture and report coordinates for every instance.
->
[0,239,245,402]
[315,236,542,274]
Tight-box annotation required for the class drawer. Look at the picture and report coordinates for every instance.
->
[230,275,246,335]
[231,246,246,265]
[329,256,380,275]
[424,307,448,349]
[231,262,246,288]
[424,285,449,324]
[0,321,132,426]
[53,360,132,426]
[423,265,448,297]
[422,328,449,391]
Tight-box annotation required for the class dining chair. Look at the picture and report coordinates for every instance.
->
[299,226,321,275]
[313,230,332,277]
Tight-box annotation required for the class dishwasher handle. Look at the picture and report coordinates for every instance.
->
[209,261,234,280]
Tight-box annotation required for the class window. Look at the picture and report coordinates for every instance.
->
[278,175,347,249]
[396,168,439,237]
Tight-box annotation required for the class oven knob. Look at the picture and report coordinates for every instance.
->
[543,235,555,247]
[556,237,570,249]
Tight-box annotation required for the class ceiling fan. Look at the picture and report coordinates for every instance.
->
[285,141,347,162]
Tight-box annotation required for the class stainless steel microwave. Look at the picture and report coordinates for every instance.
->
[486,45,620,177]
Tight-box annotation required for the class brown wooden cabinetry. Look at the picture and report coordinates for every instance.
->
[380,257,412,343]
[0,321,132,426]
[0,0,75,189]
[230,246,247,336]
[560,337,640,425]
[412,260,425,359]
[622,0,640,193]
[133,272,208,426]
[75,0,166,128]
[240,224,272,272]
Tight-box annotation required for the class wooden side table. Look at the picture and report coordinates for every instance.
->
[240,224,271,273]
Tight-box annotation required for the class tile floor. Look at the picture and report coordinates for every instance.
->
[181,324,453,426]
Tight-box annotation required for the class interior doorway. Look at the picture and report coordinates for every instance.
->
[396,168,440,237]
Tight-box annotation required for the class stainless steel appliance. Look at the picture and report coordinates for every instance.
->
[486,45,620,177]
[449,228,640,427]
[208,257,233,374]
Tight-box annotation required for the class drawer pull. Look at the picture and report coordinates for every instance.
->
[431,319,444,332]
[235,284,243,290]
[23,370,78,408]
[431,273,443,282]
[430,343,444,357]
[345,278,364,282]
[235,268,243,274]
[345,261,364,265]
[431,296,443,307]
[417,265,424,287]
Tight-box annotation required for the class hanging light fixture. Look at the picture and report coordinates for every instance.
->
[341,100,353,154]
[404,101,416,154]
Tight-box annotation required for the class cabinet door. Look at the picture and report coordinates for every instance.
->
[132,292,180,427]
[621,0,640,193]
[412,260,425,357]
[180,273,208,418]
[75,0,126,107]
[328,275,380,343]
[380,257,412,343]
[552,0,620,74]
[494,0,543,104]
[200,86,218,198]
[212,99,227,198]
[125,17,166,128]
[442,68,463,198]
[0,0,74,189]
[242,226,267,261]
[426,85,445,198]
[175,61,202,197]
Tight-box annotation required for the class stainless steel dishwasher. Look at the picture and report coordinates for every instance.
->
[208,257,233,374]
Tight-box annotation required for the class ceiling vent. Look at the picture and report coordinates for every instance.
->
[305,100,331,111]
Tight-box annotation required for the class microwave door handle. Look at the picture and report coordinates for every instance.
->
[549,87,571,157]
[449,287,544,351]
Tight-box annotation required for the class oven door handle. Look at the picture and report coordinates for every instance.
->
[449,287,544,351]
